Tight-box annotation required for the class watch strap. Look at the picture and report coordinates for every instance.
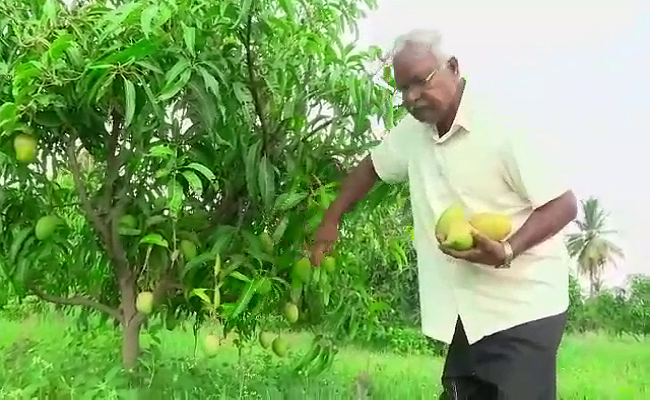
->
[496,240,514,269]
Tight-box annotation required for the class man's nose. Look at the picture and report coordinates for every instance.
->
[404,89,420,106]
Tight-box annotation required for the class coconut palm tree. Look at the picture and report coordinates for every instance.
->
[565,197,624,297]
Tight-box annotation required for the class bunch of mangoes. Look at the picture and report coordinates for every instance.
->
[435,203,512,251]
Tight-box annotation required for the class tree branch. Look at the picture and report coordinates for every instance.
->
[304,112,353,141]
[65,133,109,242]
[102,109,125,212]
[244,7,271,150]
[98,110,132,274]
[206,183,244,229]
[30,285,121,321]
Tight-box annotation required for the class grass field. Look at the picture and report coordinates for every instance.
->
[1,314,648,399]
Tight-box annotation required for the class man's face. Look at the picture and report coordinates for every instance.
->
[393,45,459,125]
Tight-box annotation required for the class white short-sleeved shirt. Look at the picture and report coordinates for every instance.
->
[370,82,571,345]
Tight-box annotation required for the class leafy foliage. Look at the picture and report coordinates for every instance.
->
[567,274,649,336]
[0,0,402,368]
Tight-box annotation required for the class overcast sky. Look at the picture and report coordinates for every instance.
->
[353,0,649,286]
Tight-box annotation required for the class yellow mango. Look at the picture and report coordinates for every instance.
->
[442,220,474,251]
[469,213,512,241]
[435,203,465,243]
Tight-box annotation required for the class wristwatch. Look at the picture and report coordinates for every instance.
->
[496,240,514,269]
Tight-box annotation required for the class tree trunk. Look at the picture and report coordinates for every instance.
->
[122,316,141,370]
[118,271,142,370]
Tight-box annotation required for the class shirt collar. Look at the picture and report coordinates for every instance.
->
[434,77,472,144]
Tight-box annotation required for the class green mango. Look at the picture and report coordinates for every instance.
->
[442,221,474,251]
[435,203,465,243]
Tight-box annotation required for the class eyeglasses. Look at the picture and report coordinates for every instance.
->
[391,67,439,108]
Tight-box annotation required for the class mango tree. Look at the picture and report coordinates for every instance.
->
[0,0,400,369]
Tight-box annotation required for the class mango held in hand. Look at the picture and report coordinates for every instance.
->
[136,291,154,315]
[435,203,465,243]
[259,331,274,349]
[292,258,312,284]
[442,220,474,251]
[204,334,220,356]
[272,336,289,357]
[469,212,512,241]
[14,134,37,163]
[35,215,61,241]
[283,302,299,324]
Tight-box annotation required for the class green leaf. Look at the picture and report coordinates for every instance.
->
[244,141,261,199]
[213,254,221,279]
[48,34,73,61]
[91,71,116,104]
[235,0,254,27]
[229,271,250,282]
[158,69,192,101]
[100,39,160,65]
[181,22,196,56]
[278,0,296,19]
[140,5,158,38]
[9,227,33,265]
[140,234,169,248]
[136,61,164,75]
[198,67,220,98]
[183,253,215,276]
[164,59,191,86]
[272,216,289,244]
[145,215,167,228]
[209,229,235,257]
[232,82,252,104]
[123,78,136,129]
[149,144,175,158]
[274,192,308,212]
[168,178,184,217]
[190,288,212,307]
[181,170,203,196]
[258,156,275,210]
[42,0,58,25]
[0,103,18,133]
[118,227,141,236]
[100,2,141,40]
[34,111,62,128]
[184,162,216,181]
[231,278,260,320]
[137,75,164,118]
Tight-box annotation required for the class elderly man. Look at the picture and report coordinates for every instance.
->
[312,29,578,399]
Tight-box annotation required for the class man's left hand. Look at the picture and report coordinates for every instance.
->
[439,230,507,267]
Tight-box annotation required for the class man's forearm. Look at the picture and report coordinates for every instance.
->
[507,190,578,257]
[322,155,379,223]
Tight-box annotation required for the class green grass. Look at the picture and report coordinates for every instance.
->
[1,314,648,399]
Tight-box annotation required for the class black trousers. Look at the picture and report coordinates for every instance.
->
[439,312,567,400]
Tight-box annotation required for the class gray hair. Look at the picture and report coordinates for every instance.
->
[387,29,450,66]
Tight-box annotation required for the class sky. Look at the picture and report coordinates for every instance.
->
[352,0,650,287]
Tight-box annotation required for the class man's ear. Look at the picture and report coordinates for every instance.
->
[447,56,459,76]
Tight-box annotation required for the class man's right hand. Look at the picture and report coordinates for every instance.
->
[309,155,379,267]
[311,217,339,267]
